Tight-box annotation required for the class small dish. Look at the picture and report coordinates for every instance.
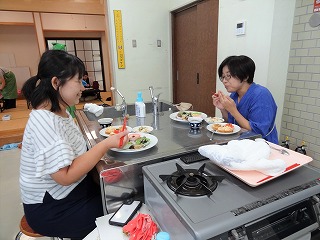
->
[132,126,153,133]
[205,117,224,124]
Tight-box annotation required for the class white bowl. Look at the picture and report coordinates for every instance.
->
[204,117,224,124]
[187,117,203,123]
[98,118,113,128]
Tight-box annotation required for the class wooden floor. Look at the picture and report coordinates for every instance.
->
[0,92,112,146]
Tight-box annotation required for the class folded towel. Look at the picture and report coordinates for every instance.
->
[83,103,103,117]
[198,139,286,176]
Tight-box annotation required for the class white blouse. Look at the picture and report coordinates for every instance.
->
[20,109,87,204]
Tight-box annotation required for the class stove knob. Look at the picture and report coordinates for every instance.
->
[231,229,241,240]
[312,195,320,203]
[231,229,240,239]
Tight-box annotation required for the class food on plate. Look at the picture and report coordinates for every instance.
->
[205,117,224,124]
[212,124,221,131]
[105,126,128,135]
[212,123,234,133]
[176,111,202,120]
[129,133,141,141]
[123,134,151,150]
[134,126,152,133]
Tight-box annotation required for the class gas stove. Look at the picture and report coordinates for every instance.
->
[143,157,320,240]
[159,163,225,197]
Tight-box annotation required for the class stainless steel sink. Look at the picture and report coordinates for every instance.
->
[84,101,173,121]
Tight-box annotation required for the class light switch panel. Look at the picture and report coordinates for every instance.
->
[236,21,246,36]
[132,39,137,48]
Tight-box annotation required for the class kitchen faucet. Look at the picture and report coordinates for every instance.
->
[110,87,127,118]
[149,86,160,115]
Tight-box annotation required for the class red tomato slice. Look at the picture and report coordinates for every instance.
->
[226,123,234,128]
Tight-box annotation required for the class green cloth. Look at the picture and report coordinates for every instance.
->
[52,43,66,50]
[1,71,18,99]
[67,105,76,118]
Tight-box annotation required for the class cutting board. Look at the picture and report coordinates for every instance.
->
[217,142,312,187]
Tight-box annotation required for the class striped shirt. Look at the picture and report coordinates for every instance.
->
[20,110,87,204]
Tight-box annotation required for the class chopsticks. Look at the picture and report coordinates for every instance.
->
[118,117,127,148]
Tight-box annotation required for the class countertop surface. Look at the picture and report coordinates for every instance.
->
[76,108,261,173]
[75,106,260,213]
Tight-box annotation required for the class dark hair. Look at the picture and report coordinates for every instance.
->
[218,55,255,84]
[22,50,85,112]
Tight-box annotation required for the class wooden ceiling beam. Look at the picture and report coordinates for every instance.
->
[0,0,105,15]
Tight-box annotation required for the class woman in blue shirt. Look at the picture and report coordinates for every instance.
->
[212,55,278,144]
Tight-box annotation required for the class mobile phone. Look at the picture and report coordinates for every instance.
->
[109,200,142,226]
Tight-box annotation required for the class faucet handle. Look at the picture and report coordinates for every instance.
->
[149,86,155,99]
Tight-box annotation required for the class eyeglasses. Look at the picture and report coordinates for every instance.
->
[219,74,232,82]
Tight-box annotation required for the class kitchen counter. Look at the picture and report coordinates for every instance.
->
[75,105,261,213]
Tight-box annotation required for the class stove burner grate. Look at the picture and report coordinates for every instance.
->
[159,163,225,197]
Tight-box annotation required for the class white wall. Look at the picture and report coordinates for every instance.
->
[267,0,295,135]
[216,0,295,135]
[106,0,171,104]
[106,0,296,137]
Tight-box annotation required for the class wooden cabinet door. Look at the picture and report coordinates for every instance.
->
[172,0,219,116]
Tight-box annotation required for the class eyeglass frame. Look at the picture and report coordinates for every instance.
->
[219,74,232,82]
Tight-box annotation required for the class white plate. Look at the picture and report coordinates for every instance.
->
[170,111,208,123]
[132,126,153,133]
[110,133,158,153]
[99,126,133,137]
[204,117,224,124]
[206,123,241,135]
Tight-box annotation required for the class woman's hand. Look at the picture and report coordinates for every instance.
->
[212,91,224,110]
[219,94,237,114]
